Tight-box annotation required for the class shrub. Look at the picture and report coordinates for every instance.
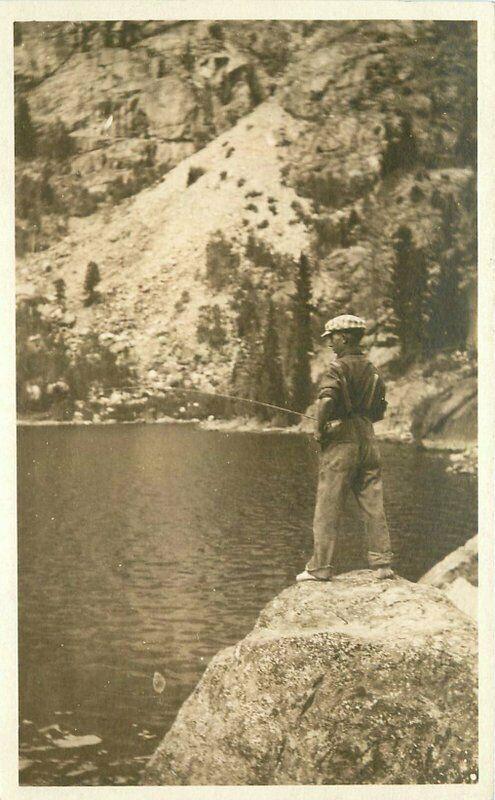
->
[311,217,341,257]
[180,41,195,72]
[187,166,206,186]
[295,171,345,209]
[205,232,239,291]
[38,119,74,161]
[196,304,227,349]
[174,289,191,314]
[54,278,66,305]
[381,115,418,176]
[208,22,224,41]
[231,275,259,338]
[244,233,290,276]
[16,298,135,416]
[15,96,37,159]
[83,261,101,306]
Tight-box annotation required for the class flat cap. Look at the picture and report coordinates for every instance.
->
[321,314,367,337]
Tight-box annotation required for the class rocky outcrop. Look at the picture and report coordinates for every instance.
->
[411,377,477,445]
[420,535,478,621]
[142,571,477,785]
[420,535,477,589]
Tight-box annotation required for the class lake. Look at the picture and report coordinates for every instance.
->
[17,424,477,785]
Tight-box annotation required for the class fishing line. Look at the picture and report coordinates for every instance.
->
[101,385,317,422]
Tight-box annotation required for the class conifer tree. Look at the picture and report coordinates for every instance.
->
[83,261,101,306]
[290,253,313,412]
[257,299,285,417]
[15,96,37,159]
[389,226,427,358]
[427,194,468,352]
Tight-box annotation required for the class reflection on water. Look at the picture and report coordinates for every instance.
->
[17,424,477,785]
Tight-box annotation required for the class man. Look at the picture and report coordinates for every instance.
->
[297,314,394,582]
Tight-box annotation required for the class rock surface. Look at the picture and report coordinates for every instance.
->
[444,578,477,622]
[142,570,477,785]
[419,534,478,589]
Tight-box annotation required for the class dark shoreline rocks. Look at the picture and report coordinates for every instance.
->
[142,570,477,786]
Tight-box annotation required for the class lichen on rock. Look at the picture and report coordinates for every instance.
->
[142,570,477,785]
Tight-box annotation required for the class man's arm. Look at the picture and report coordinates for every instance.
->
[314,364,341,442]
[314,397,334,443]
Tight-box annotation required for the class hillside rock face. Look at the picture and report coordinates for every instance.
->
[15,21,477,429]
[142,571,477,785]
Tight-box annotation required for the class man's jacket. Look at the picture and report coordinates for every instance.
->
[318,350,387,423]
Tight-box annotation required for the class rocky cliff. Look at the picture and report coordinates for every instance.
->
[15,21,477,438]
[142,570,477,785]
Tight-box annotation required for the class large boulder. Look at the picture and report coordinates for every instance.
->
[420,535,478,589]
[142,571,477,785]
[420,535,478,622]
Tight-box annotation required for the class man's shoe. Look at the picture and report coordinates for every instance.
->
[375,567,395,580]
[296,570,331,582]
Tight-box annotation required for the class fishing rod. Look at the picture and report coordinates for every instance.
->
[105,385,317,422]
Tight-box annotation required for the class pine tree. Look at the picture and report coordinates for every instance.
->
[83,261,101,306]
[54,278,66,305]
[389,226,428,359]
[181,41,195,72]
[290,253,313,412]
[15,96,37,159]
[257,300,285,418]
[427,194,468,352]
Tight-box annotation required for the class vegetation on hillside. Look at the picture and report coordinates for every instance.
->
[15,20,477,425]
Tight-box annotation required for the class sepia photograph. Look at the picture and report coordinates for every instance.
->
[2,1,493,795]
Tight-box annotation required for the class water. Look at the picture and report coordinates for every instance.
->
[17,424,477,785]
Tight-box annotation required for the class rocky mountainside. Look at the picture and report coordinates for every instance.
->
[15,20,477,433]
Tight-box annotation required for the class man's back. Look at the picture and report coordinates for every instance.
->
[319,351,386,421]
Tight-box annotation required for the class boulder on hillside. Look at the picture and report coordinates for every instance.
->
[142,571,477,785]
[420,535,478,589]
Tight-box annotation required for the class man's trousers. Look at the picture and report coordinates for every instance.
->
[306,416,394,579]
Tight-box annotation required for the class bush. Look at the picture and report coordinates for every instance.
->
[231,275,259,338]
[174,289,191,314]
[244,234,291,276]
[180,41,195,72]
[15,96,37,160]
[16,298,135,416]
[54,278,66,305]
[196,304,227,349]
[208,22,224,41]
[38,119,74,161]
[311,217,341,257]
[295,170,346,209]
[381,115,418,176]
[187,166,206,187]
[83,261,101,306]
[205,232,239,291]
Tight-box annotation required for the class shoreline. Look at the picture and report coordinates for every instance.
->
[17,415,477,473]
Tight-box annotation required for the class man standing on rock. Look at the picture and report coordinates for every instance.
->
[297,314,395,582]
